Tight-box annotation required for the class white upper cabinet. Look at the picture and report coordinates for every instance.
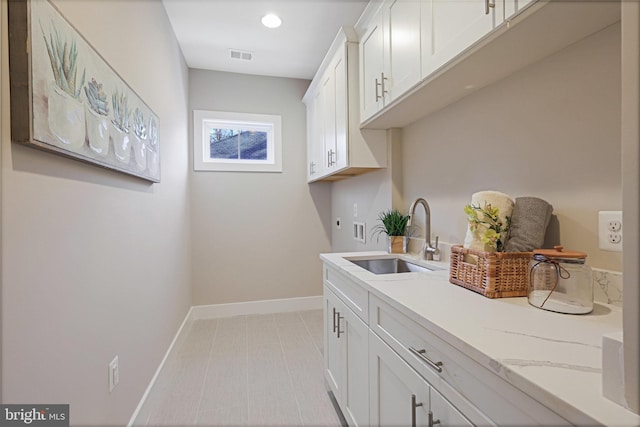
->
[360,0,422,123]
[360,11,385,122]
[421,0,505,78]
[385,0,422,99]
[306,87,323,180]
[357,0,620,129]
[303,27,387,183]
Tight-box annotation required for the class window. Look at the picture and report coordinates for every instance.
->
[193,110,282,172]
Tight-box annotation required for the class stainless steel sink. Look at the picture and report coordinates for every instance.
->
[347,257,433,274]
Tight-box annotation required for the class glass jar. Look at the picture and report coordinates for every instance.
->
[528,246,593,314]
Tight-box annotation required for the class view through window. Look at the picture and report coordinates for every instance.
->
[193,110,282,172]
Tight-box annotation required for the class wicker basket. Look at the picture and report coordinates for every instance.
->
[449,245,532,298]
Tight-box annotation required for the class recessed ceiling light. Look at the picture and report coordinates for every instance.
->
[261,13,282,29]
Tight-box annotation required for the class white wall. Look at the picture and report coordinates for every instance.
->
[189,69,332,305]
[1,1,191,425]
[333,22,623,272]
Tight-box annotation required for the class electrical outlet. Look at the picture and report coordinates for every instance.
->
[599,211,622,252]
[353,221,366,243]
[108,356,119,393]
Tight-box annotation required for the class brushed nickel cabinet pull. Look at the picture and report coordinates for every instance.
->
[409,346,443,373]
[381,72,388,96]
[428,410,441,427]
[327,149,336,167]
[485,0,495,14]
[375,78,382,101]
[411,394,424,427]
[336,312,344,338]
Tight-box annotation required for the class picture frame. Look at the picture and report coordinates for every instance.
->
[8,0,161,182]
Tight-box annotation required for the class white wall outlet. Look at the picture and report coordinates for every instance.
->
[353,203,358,217]
[598,211,623,252]
[353,221,366,243]
[108,355,119,393]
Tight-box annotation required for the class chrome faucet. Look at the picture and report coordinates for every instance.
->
[407,198,439,260]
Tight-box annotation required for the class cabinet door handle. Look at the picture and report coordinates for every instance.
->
[381,72,388,96]
[428,410,441,427]
[375,78,382,101]
[310,161,315,175]
[327,149,336,167]
[332,307,338,333]
[485,0,495,14]
[409,346,444,373]
[411,394,424,427]
[336,312,344,338]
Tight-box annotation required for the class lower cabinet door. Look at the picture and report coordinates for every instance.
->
[370,331,431,426]
[343,302,369,426]
[430,385,474,427]
[324,287,369,426]
[370,331,473,427]
[324,289,344,400]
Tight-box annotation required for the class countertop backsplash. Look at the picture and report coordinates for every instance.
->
[593,268,623,307]
[404,237,623,307]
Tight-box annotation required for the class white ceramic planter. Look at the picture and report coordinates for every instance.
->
[146,117,159,176]
[48,81,85,150]
[85,105,110,156]
[111,122,131,163]
[132,133,147,171]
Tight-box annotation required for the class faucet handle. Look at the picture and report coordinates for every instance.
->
[425,236,441,261]
[433,236,441,261]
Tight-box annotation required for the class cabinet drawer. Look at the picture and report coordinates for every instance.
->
[324,265,368,323]
[369,294,571,426]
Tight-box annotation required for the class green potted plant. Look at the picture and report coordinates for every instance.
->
[111,89,132,163]
[41,21,86,149]
[132,107,148,171]
[372,209,411,253]
[84,78,110,156]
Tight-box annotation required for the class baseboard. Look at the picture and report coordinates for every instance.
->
[191,295,323,319]
[128,295,322,425]
[127,306,193,427]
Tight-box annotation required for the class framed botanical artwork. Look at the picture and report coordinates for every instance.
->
[8,0,161,182]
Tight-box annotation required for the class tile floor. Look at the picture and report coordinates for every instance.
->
[139,310,344,427]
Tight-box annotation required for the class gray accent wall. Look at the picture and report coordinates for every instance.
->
[189,69,332,306]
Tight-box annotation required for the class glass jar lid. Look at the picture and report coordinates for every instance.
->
[533,245,587,260]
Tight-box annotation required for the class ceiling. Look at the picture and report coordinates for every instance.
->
[162,0,369,80]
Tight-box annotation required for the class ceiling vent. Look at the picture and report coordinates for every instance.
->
[229,49,253,61]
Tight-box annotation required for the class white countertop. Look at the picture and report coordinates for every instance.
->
[321,251,640,427]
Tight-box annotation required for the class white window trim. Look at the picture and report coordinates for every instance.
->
[193,110,282,172]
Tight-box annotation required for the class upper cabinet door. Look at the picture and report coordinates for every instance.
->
[384,0,422,101]
[333,51,348,171]
[306,90,320,180]
[422,0,505,78]
[360,11,386,122]
[320,69,337,172]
